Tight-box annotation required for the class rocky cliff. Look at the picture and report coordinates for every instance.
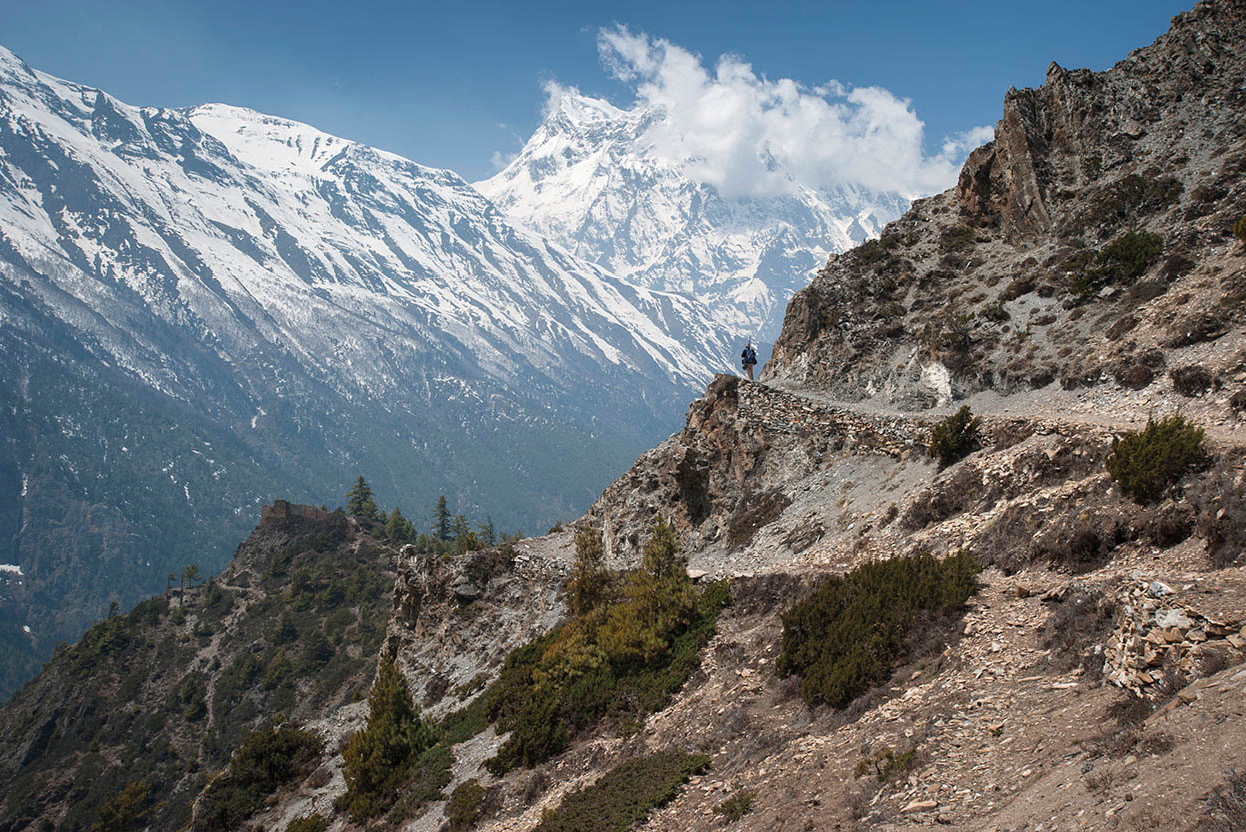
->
[766,0,1246,412]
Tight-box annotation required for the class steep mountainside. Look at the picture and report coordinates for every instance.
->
[765,0,1246,412]
[477,92,909,342]
[4,3,1246,832]
[0,503,395,831]
[0,46,732,698]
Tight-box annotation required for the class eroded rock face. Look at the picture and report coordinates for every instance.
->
[766,0,1246,405]
[581,375,923,566]
[387,545,569,716]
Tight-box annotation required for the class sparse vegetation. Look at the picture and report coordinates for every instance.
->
[193,726,323,832]
[777,552,978,709]
[483,519,730,773]
[445,779,487,832]
[928,405,982,467]
[1106,414,1209,503]
[1232,215,1246,245]
[714,789,757,822]
[532,751,709,832]
[286,815,330,832]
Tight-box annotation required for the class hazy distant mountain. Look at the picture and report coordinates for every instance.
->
[0,46,730,698]
[477,91,910,341]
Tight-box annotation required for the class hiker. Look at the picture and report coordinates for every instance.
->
[741,340,758,380]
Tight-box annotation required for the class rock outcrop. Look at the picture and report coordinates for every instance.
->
[766,0,1246,408]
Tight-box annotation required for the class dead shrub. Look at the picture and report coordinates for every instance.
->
[1038,588,1116,678]
[901,465,990,530]
[1170,364,1214,397]
[1034,513,1131,572]
[1145,501,1196,547]
[727,490,792,550]
[1166,310,1229,347]
[1114,362,1155,389]
[1199,770,1246,832]
[1189,460,1246,568]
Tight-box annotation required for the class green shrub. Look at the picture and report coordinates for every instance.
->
[1097,230,1163,284]
[285,814,329,832]
[854,746,918,781]
[1085,174,1182,228]
[338,655,436,820]
[194,726,323,831]
[445,779,487,832]
[381,742,454,825]
[533,751,709,832]
[714,789,756,822]
[1069,230,1165,300]
[855,233,904,268]
[1232,216,1246,244]
[938,225,975,254]
[1106,414,1209,503]
[777,552,978,709]
[484,521,730,774]
[93,780,151,832]
[928,405,981,467]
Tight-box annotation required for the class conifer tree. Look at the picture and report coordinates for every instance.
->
[346,476,379,521]
[386,507,414,542]
[569,526,609,618]
[339,655,435,819]
[451,513,470,542]
[432,495,451,541]
[600,517,694,664]
[479,516,497,547]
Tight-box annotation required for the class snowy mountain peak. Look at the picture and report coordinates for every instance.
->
[547,89,630,128]
[478,90,910,340]
[188,103,359,176]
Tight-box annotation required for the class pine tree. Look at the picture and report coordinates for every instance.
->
[479,516,497,547]
[386,507,414,542]
[346,476,380,521]
[569,526,609,618]
[451,513,470,542]
[339,655,435,820]
[432,495,451,541]
[599,517,694,664]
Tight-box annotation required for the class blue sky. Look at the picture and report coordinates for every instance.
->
[2,1,1189,185]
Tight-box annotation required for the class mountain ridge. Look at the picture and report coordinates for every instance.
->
[0,42,737,699]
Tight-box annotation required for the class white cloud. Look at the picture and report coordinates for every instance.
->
[490,149,518,170]
[593,26,993,200]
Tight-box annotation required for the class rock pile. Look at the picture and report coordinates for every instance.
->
[1104,576,1246,693]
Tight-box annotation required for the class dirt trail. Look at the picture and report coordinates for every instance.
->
[765,379,1246,448]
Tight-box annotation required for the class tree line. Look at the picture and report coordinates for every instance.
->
[343,476,520,555]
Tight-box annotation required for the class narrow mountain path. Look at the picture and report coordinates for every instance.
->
[761,378,1246,448]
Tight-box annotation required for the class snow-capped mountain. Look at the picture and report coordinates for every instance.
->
[477,92,911,341]
[0,46,732,697]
